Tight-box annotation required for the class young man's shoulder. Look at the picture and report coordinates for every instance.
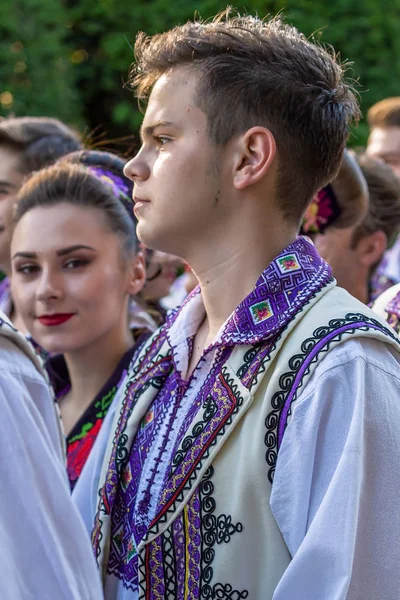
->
[299,336,400,402]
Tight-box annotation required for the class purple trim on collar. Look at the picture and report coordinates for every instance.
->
[166,237,332,347]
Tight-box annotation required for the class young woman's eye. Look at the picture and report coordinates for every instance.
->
[64,259,90,270]
[16,264,39,275]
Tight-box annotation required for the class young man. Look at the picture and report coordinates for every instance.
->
[0,116,82,328]
[74,14,400,599]
[314,153,400,303]
[0,313,103,598]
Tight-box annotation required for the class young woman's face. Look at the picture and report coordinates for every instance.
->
[11,202,142,354]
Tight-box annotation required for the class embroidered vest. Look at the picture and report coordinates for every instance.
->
[93,285,399,599]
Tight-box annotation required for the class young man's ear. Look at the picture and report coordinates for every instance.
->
[127,251,146,295]
[358,230,387,269]
[233,126,276,190]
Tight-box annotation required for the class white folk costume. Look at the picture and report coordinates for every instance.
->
[74,237,400,600]
[0,312,103,599]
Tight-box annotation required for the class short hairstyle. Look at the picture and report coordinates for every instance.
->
[368,98,400,129]
[131,11,360,221]
[0,116,82,173]
[13,163,138,257]
[352,154,400,248]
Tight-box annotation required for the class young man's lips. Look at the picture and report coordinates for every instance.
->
[133,196,150,204]
[37,314,75,327]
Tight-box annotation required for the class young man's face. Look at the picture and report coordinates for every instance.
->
[367,127,400,180]
[0,144,25,275]
[124,68,224,258]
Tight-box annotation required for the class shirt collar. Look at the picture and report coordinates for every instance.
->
[166,236,333,348]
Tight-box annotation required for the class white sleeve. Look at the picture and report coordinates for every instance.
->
[0,337,103,600]
[270,337,400,600]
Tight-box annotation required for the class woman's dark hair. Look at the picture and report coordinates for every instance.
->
[60,150,136,224]
[14,162,138,258]
[0,116,82,173]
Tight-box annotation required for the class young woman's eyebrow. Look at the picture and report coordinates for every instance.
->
[12,245,96,260]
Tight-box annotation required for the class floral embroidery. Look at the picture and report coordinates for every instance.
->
[249,299,273,324]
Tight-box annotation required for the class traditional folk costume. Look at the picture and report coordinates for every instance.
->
[0,311,103,598]
[74,236,400,600]
[47,343,146,490]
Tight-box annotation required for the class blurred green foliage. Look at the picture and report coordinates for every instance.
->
[1,0,400,149]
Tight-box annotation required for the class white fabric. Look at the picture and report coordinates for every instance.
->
[74,310,400,599]
[0,334,103,599]
[271,337,400,600]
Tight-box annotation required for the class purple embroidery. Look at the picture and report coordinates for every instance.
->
[221,238,332,345]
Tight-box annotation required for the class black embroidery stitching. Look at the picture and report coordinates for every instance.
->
[264,312,399,483]
[199,466,247,599]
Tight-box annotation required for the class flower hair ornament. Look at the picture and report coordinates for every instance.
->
[301,184,342,235]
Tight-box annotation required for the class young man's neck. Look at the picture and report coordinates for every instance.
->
[189,217,298,348]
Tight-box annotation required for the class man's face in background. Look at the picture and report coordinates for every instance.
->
[367,127,400,180]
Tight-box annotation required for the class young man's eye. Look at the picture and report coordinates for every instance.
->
[64,259,90,270]
[155,136,171,145]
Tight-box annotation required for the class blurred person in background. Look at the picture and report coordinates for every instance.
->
[367,98,400,290]
[10,162,146,490]
[301,148,368,238]
[0,116,82,330]
[367,97,400,179]
[140,249,185,319]
[312,153,400,304]
[0,312,102,598]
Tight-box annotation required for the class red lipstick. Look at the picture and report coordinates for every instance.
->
[38,314,75,327]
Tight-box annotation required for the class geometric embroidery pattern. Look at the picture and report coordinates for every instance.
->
[221,237,333,345]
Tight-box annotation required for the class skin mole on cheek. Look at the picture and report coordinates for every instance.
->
[213,188,221,207]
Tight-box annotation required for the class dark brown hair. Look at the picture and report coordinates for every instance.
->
[0,116,82,173]
[368,98,400,129]
[14,163,137,257]
[131,11,360,221]
[352,154,400,248]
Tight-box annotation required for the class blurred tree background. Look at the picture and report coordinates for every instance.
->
[1,0,400,152]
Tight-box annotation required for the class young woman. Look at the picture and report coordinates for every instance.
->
[10,160,147,489]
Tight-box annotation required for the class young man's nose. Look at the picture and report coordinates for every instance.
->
[124,149,151,184]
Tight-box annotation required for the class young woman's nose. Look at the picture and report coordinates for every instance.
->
[36,268,63,302]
